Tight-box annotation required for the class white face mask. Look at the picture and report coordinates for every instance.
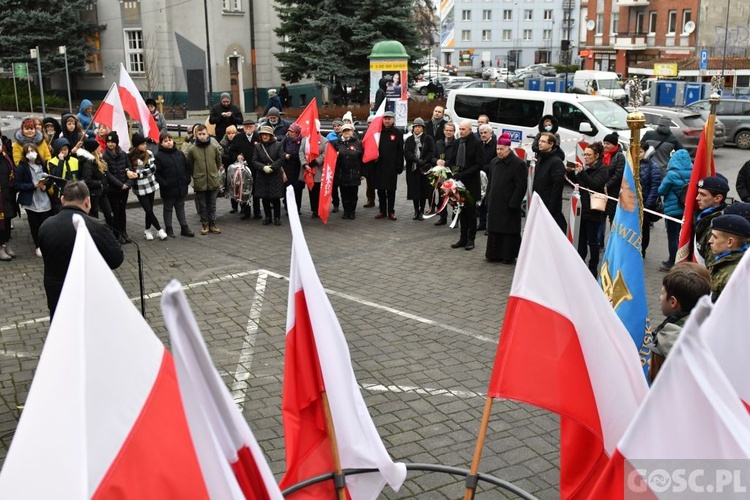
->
[544,125,552,131]
[26,151,38,162]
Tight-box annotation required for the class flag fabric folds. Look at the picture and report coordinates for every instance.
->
[588,297,750,498]
[296,98,319,166]
[488,192,648,499]
[676,121,716,264]
[598,151,650,377]
[161,280,283,500]
[0,215,208,498]
[118,63,160,142]
[92,82,131,150]
[318,142,338,224]
[362,100,386,164]
[279,185,406,499]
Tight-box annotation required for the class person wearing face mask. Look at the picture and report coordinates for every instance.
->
[12,117,51,166]
[15,143,53,257]
[404,118,435,220]
[261,107,290,140]
[531,115,560,155]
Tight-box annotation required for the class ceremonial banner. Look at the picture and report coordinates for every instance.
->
[362,100,386,163]
[295,99,319,166]
[318,142,338,224]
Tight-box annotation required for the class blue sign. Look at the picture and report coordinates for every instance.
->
[502,128,522,142]
[700,50,708,70]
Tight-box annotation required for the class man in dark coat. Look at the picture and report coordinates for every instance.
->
[404,118,435,220]
[451,120,484,250]
[736,159,750,202]
[371,111,403,220]
[234,118,262,219]
[477,123,497,231]
[432,121,458,226]
[209,92,243,142]
[484,133,527,263]
[533,131,566,232]
[37,181,124,318]
[425,106,447,142]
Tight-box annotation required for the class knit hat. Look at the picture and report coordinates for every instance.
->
[131,133,147,148]
[288,123,302,134]
[83,138,99,153]
[711,214,750,238]
[412,117,425,128]
[342,111,353,123]
[383,111,395,118]
[332,118,344,126]
[106,131,119,144]
[220,92,231,101]
[258,125,274,136]
[497,132,512,146]
[724,202,750,222]
[603,132,619,145]
[268,89,277,97]
[266,107,280,117]
[698,176,730,195]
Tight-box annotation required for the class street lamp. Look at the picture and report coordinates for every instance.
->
[59,46,72,114]
[29,46,46,117]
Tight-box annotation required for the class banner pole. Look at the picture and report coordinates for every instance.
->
[321,390,347,500]
[463,396,494,500]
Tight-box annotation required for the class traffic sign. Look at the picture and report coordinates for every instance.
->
[13,63,26,78]
[700,50,708,70]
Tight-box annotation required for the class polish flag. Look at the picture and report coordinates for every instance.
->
[487,193,648,499]
[317,142,338,224]
[279,185,406,499]
[295,98,319,165]
[362,100,386,163]
[567,186,581,248]
[92,82,131,150]
[118,62,160,142]
[588,297,750,498]
[161,280,283,500]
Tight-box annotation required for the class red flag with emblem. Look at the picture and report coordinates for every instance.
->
[295,99,319,165]
[317,142,338,224]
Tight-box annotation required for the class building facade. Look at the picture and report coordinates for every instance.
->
[440,0,580,72]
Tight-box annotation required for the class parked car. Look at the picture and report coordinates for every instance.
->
[445,79,508,99]
[638,106,726,156]
[413,75,472,95]
[442,64,459,76]
[521,64,556,76]
[687,98,750,149]
[506,69,542,87]
[481,67,509,81]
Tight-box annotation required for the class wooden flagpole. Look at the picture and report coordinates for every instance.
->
[463,396,494,500]
[321,390,348,500]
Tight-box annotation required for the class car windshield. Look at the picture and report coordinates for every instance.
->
[597,79,622,90]
[580,100,630,130]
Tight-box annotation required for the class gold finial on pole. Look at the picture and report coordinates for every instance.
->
[626,76,646,228]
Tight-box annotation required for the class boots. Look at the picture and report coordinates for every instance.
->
[0,246,11,261]
[274,218,281,226]
[180,225,195,237]
[2,243,15,258]
[208,222,221,234]
[201,222,209,235]
[262,217,272,225]
[165,227,175,238]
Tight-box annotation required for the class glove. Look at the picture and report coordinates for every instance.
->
[263,165,272,174]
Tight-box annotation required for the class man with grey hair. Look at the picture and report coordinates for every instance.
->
[477,123,497,231]
[451,120,484,250]
[37,181,124,317]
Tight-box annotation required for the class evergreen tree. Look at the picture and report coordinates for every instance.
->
[0,0,99,76]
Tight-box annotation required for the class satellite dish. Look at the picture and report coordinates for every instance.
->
[684,21,696,34]
[586,20,596,31]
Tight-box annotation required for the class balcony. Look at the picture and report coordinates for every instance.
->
[562,0,575,8]
[615,0,650,6]
[613,33,648,50]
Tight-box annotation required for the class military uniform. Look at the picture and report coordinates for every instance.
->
[707,213,750,301]
[694,204,725,263]
[708,249,747,301]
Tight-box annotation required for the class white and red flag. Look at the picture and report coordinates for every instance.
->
[317,142,339,224]
[161,280,283,500]
[295,98,319,165]
[279,185,406,499]
[587,296,750,498]
[92,82,131,150]
[487,192,648,499]
[362,100,386,163]
[118,62,160,142]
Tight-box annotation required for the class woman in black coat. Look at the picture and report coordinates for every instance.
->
[484,134,527,263]
[404,118,435,220]
[280,123,303,214]
[78,139,113,225]
[155,133,194,237]
[102,131,132,243]
[567,142,609,277]
[334,124,364,220]
[252,126,284,225]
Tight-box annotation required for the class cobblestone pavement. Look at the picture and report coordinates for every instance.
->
[0,167,718,498]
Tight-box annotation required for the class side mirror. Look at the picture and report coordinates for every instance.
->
[579,122,594,134]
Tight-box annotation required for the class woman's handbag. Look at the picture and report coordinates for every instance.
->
[590,190,608,212]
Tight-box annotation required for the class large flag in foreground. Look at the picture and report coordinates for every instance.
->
[118,63,160,142]
[362,100,386,163]
[0,215,208,498]
[279,185,406,499]
[598,152,650,377]
[676,122,716,264]
[488,192,648,499]
[588,297,750,498]
[161,281,283,500]
[92,82,131,150]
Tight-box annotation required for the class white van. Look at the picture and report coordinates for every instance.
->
[572,70,627,103]
[445,88,644,162]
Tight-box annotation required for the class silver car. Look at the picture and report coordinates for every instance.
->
[687,98,750,149]
[639,106,726,157]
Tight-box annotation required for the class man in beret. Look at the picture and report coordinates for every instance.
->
[724,202,750,222]
[707,214,750,301]
[694,175,729,263]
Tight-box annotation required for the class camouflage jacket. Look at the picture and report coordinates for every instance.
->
[694,204,725,263]
[708,248,747,301]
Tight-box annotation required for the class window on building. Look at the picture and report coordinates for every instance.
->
[462,10,471,21]
[648,11,656,34]
[482,30,491,41]
[462,30,471,41]
[483,9,491,21]
[611,13,619,34]
[523,29,532,40]
[503,10,512,20]
[535,50,550,64]
[79,4,101,73]
[667,10,677,34]
[121,0,140,24]
[543,10,553,20]
[124,29,144,74]
[543,29,552,41]
[682,10,691,33]
[503,29,512,41]
[524,10,533,20]
[596,13,604,34]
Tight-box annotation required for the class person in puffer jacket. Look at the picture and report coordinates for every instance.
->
[639,145,662,258]
[658,149,692,271]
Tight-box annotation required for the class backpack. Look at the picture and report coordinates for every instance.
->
[678,184,689,208]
